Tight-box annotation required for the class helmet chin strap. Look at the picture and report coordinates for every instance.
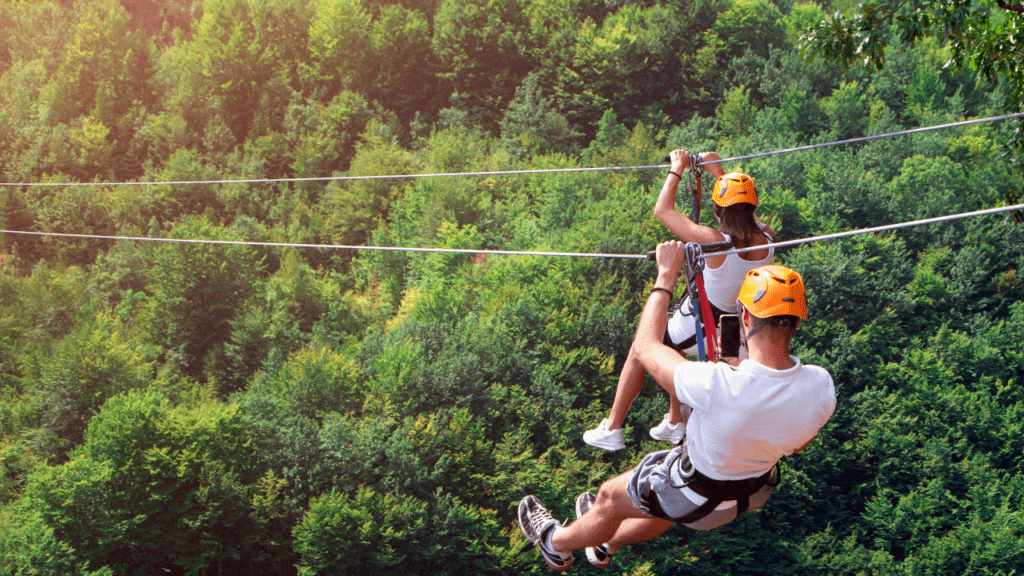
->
[739,310,768,350]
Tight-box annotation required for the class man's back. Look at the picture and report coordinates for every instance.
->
[674,357,836,481]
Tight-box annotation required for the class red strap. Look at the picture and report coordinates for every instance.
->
[689,167,703,223]
[693,274,718,362]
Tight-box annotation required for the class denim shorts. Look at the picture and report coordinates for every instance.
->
[625,443,774,530]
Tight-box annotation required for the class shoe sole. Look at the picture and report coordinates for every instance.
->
[585,547,612,569]
[649,431,684,443]
[584,439,625,451]
[582,432,625,451]
[541,550,573,571]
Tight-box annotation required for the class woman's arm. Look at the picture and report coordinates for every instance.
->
[655,150,727,244]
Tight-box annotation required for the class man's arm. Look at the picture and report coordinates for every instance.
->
[633,241,689,395]
[793,434,818,454]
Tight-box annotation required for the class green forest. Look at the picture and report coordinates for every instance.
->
[1,0,1023,574]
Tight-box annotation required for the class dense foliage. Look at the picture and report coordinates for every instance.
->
[1,0,1022,574]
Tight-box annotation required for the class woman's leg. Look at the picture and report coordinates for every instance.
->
[606,344,647,430]
[667,396,692,426]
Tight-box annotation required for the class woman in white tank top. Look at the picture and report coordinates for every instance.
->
[583,150,777,451]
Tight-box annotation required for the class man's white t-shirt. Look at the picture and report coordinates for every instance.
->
[674,356,836,481]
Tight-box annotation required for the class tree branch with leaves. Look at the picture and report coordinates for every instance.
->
[800,0,1024,208]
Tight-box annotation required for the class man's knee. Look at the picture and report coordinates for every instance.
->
[594,483,618,511]
[593,473,643,518]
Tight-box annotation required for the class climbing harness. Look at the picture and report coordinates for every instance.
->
[672,451,781,523]
[645,444,782,524]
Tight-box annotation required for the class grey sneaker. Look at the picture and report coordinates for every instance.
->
[583,419,626,451]
[649,413,684,444]
[574,492,613,569]
[518,495,573,571]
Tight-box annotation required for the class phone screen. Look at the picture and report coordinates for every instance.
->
[719,314,740,357]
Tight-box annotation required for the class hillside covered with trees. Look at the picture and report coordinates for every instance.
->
[1,0,1023,574]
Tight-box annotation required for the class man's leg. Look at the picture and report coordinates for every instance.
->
[606,517,674,553]
[550,471,664,553]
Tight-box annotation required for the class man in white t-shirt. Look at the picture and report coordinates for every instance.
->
[518,241,836,571]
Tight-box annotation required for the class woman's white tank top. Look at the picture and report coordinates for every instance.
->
[703,226,774,312]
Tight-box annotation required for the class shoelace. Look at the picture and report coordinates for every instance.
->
[529,504,554,531]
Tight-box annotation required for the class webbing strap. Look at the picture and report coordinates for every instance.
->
[679,240,720,358]
[694,275,718,363]
[684,242,717,363]
[687,154,703,222]
[675,465,776,524]
[691,299,707,361]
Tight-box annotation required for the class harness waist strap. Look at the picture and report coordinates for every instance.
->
[687,467,773,501]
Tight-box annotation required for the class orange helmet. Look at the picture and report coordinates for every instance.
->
[737,265,808,319]
[712,172,758,207]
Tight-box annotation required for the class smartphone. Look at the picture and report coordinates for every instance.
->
[718,314,740,358]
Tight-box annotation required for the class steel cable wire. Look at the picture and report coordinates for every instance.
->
[1,113,1021,188]
[2,203,1021,260]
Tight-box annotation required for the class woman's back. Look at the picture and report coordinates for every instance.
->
[704,226,775,311]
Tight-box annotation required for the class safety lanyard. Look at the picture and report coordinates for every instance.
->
[684,242,718,363]
[687,153,703,222]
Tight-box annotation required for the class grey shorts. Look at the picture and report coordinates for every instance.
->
[625,443,774,531]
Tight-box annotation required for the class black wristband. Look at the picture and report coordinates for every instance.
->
[668,171,682,180]
[649,286,673,298]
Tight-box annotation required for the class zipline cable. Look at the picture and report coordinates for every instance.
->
[0,229,647,259]
[709,202,1024,259]
[2,203,1021,260]
[2,113,1022,188]
[687,111,1024,167]
[0,163,666,188]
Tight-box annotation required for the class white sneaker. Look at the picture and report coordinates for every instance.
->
[583,420,626,451]
[649,413,684,444]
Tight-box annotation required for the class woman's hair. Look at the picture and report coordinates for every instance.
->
[714,203,759,245]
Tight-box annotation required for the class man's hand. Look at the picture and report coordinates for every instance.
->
[655,240,687,278]
[636,240,691,392]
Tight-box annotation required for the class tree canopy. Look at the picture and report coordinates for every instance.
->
[1,0,1022,574]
